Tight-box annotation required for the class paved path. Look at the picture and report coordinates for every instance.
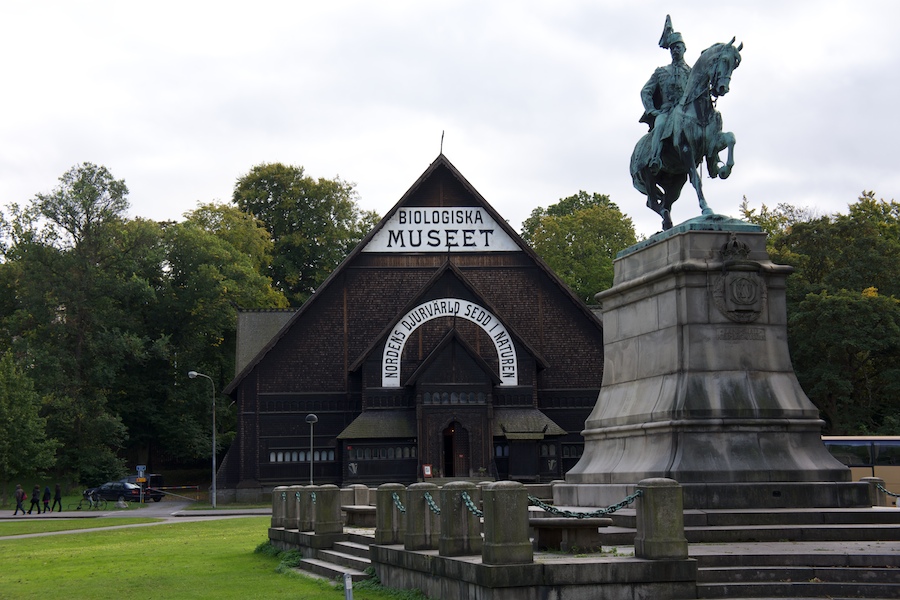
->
[0,500,271,539]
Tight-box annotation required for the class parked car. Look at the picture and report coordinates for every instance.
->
[84,481,142,503]
[119,473,165,502]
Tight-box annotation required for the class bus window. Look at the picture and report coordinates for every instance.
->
[824,442,872,467]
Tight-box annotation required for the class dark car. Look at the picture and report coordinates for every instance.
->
[84,481,142,503]
[119,474,165,502]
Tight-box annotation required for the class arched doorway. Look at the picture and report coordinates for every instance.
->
[442,422,469,477]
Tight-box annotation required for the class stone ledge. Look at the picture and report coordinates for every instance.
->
[371,544,697,600]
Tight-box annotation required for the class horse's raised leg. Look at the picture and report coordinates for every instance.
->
[717,132,735,179]
[683,142,713,216]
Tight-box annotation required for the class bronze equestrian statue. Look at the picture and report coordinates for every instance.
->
[631,15,743,230]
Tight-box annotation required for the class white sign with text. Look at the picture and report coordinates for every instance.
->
[382,298,518,387]
[363,207,519,252]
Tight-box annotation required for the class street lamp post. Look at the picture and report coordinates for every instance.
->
[188,371,217,509]
[305,414,318,485]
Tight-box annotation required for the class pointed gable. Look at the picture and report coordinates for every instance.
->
[221,153,605,491]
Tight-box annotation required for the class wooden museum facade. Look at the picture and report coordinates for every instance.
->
[219,155,605,499]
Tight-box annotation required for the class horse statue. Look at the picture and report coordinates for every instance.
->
[631,38,743,230]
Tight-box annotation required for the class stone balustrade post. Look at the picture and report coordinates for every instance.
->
[347,483,370,505]
[298,485,317,531]
[375,483,407,544]
[312,484,344,536]
[439,481,482,557]
[634,478,688,560]
[284,484,303,530]
[271,485,288,528]
[861,477,889,507]
[482,481,532,565]
[404,482,441,550]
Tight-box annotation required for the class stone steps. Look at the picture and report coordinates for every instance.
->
[294,532,374,583]
[697,581,900,599]
[297,557,370,582]
[610,507,900,528]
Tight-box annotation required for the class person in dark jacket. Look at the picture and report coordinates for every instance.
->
[27,484,41,514]
[42,486,51,513]
[51,483,63,512]
[13,484,26,516]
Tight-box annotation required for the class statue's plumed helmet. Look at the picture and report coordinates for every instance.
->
[658,15,685,50]
[665,32,684,48]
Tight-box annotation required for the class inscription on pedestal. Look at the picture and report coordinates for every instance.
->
[717,327,765,341]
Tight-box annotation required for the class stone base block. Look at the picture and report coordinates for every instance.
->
[554,481,872,510]
[370,544,697,600]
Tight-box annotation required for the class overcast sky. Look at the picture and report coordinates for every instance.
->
[2,1,898,239]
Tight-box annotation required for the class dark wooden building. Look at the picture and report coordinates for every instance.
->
[220,155,604,500]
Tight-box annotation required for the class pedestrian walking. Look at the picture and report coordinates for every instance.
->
[13,484,26,515]
[27,484,41,514]
[42,486,51,513]
[51,483,63,512]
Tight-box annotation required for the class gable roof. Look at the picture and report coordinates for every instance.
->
[224,153,602,395]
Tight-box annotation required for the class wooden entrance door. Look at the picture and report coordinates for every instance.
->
[443,422,469,477]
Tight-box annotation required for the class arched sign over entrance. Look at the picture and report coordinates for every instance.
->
[382,298,518,387]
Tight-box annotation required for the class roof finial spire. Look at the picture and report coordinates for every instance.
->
[440,130,445,155]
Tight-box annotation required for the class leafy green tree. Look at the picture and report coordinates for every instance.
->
[789,288,900,434]
[521,191,637,302]
[150,204,288,462]
[742,192,900,434]
[0,350,57,503]
[233,163,379,305]
[0,163,147,482]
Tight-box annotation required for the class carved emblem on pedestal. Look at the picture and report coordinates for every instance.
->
[713,233,766,323]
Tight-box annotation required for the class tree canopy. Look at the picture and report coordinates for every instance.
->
[521,191,637,303]
[0,164,289,483]
[742,191,900,434]
[233,163,379,306]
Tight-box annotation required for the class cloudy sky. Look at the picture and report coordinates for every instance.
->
[2,1,898,239]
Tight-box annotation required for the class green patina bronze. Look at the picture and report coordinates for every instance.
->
[632,15,743,231]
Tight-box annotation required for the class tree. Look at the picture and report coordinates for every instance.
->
[233,163,379,305]
[0,351,57,503]
[742,192,900,434]
[521,191,637,302]
[788,288,900,434]
[0,164,149,482]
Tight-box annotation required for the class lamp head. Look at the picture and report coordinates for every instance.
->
[188,371,198,379]
[306,414,318,424]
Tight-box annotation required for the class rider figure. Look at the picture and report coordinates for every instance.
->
[640,15,691,172]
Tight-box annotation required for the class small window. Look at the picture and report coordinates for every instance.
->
[364,448,372,460]
[328,450,335,461]
[388,447,395,459]
[269,452,276,462]
[291,451,298,462]
[314,450,320,461]
[403,447,410,458]
[276,452,284,462]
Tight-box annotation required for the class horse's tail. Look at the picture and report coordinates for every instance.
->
[630,134,652,195]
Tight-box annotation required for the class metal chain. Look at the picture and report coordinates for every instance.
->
[424,491,441,515]
[311,491,317,504]
[391,492,407,513]
[461,491,483,518]
[295,491,301,501]
[877,483,900,498]
[527,489,642,518]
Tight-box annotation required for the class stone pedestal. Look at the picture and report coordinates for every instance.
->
[405,482,441,551]
[559,219,866,509]
[439,481,482,557]
[375,483,406,545]
[482,481,532,565]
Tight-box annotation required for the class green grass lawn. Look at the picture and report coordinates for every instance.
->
[0,516,425,599]
[0,517,161,536]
